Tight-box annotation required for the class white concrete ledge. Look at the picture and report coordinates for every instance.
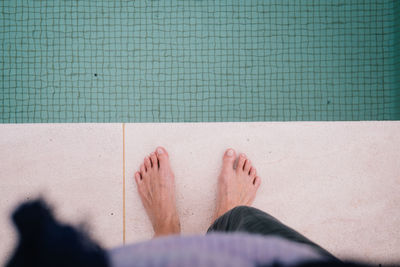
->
[1,122,399,265]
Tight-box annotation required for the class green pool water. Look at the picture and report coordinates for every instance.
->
[1,0,399,122]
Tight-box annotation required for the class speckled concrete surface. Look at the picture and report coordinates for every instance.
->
[0,124,123,266]
[125,122,400,265]
[1,122,399,265]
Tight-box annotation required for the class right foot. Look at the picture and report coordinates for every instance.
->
[213,148,261,221]
[134,147,181,237]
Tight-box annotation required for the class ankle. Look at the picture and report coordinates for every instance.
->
[212,208,227,222]
[153,216,181,237]
[154,224,180,237]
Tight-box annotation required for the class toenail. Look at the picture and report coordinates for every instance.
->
[157,148,163,154]
[226,149,233,156]
[241,153,246,157]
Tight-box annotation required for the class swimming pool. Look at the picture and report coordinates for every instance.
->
[1,0,399,122]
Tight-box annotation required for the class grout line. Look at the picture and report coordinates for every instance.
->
[122,123,126,244]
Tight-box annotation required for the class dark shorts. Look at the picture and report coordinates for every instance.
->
[207,206,339,261]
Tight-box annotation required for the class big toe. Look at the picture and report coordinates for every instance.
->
[156,146,170,169]
[222,148,236,171]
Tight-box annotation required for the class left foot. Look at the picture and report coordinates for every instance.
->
[134,147,181,237]
[212,149,261,222]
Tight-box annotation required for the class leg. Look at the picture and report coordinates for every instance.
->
[208,206,338,260]
[134,147,181,237]
[209,148,338,261]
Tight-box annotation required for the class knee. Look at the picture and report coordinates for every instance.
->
[228,205,255,218]
[214,206,250,224]
[230,205,250,212]
[215,206,259,226]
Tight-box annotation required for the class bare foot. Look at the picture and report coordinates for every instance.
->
[213,148,261,221]
[134,147,181,237]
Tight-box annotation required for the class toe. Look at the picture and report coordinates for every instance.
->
[244,159,252,173]
[221,148,236,170]
[134,171,142,183]
[249,167,256,178]
[237,154,246,171]
[144,156,151,170]
[150,152,158,169]
[134,172,145,196]
[140,164,146,174]
[253,176,261,187]
[156,146,170,169]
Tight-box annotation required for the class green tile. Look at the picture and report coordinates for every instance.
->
[0,0,399,122]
